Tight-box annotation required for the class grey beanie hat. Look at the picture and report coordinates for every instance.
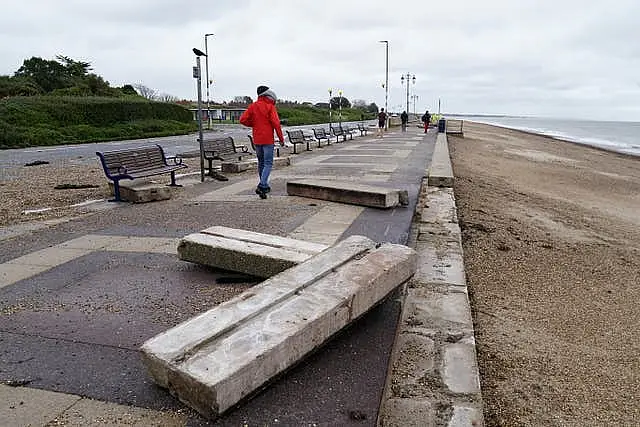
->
[259,88,277,102]
[257,85,269,96]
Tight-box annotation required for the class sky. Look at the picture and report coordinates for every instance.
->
[2,0,639,122]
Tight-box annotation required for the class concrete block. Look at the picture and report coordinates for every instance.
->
[420,187,457,223]
[448,405,484,427]
[414,240,466,287]
[403,287,474,330]
[428,134,454,187]
[442,339,481,394]
[221,156,290,173]
[141,235,417,420]
[109,180,173,203]
[177,226,329,278]
[378,398,436,427]
[287,179,409,209]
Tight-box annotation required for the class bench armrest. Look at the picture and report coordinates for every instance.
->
[166,155,184,165]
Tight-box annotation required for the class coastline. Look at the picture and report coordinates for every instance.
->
[449,122,640,425]
[463,118,640,159]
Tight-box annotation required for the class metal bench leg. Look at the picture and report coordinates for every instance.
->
[110,180,122,202]
[168,171,182,187]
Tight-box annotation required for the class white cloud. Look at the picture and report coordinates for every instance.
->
[1,0,639,121]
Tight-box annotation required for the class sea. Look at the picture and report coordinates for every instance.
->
[456,116,640,158]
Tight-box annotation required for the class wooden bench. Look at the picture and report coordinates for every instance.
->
[445,119,464,136]
[247,135,282,157]
[286,129,315,154]
[96,144,187,202]
[201,136,252,177]
[312,128,332,145]
[356,123,369,136]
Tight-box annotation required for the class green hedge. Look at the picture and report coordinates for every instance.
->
[0,96,195,148]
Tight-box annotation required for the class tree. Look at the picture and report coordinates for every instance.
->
[366,102,379,113]
[133,84,158,100]
[14,57,70,93]
[352,99,367,108]
[330,96,351,109]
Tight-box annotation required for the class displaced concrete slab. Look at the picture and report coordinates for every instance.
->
[108,180,173,203]
[286,179,409,209]
[222,156,290,173]
[141,235,417,420]
[177,226,329,278]
[427,133,454,187]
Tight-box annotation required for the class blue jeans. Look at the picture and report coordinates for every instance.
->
[254,144,274,189]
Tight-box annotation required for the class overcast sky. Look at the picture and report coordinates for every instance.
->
[2,0,639,121]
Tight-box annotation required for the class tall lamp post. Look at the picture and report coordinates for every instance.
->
[338,89,343,124]
[192,48,207,182]
[401,73,416,117]
[204,33,214,130]
[411,94,419,117]
[328,88,332,130]
[379,40,389,129]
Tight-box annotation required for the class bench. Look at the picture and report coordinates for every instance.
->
[356,123,369,136]
[312,128,332,145]
[247,134,282,158]
[201,136,251,177]
[340,124,356,140]
[445,119,464,136]
[329,124,347,142]
[96,144,187,202]
[286,129,315,154]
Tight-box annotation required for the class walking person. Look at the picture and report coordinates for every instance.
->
[240,85,285,199]
[377,108,387,138]
[421,110,431,133]
[400,110,409,132]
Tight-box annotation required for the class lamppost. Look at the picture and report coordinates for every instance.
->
[401,73,415,117]
[204,33,214,130]
[411,94,419,117]
[378,40,389,129]
[328,88,332,130]
[338,89,343,124]
[192,48,207,182]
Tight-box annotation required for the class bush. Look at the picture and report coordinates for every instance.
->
[0,96,195,148]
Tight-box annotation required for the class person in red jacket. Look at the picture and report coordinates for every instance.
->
[240,85,285,199]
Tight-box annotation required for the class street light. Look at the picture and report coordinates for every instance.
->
[338,89,343,124]
[411,94,419,117]
[401,73,416,117]
[378,40,388,129]
[328,88,332,130]
[192,48,207,182]
[204,33,214,130]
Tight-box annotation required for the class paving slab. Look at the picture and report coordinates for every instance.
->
[177,226,329,278]
[287,178,409,208]
[141,235,417,420]
[109,180,176,203]
[221,156,290,173]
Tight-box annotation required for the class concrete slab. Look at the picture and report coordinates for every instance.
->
[177,226,330,278]
[109,180,174,203]
[141,235,417,420]
[428,133,454,187]
[0,384,80,427]
[287,179,409,209]
[222,156,290,173]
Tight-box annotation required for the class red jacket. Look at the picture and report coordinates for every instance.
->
[239,96,284,145]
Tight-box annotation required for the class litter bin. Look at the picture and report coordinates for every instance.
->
[438,118,446,133]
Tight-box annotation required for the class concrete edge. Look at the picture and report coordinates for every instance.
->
[427,133,454,188]
[378,133,485,426]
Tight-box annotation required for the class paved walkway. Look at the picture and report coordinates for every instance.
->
[0,126,479,426]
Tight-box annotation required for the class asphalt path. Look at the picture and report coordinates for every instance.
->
[0,126,433,426]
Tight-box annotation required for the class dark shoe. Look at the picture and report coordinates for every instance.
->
[255,187,262,195]
[264,186,271,193]
[259,191,267,199]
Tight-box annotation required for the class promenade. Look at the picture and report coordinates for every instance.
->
[0,125,482,426]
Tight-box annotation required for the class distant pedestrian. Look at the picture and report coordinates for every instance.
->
[400,111,409,132]
[377,108,387,138]
[421,110,431,133]
[240,85,285,199]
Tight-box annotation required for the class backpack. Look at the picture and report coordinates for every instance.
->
[421,114,427,122]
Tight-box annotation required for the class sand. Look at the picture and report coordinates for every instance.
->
[449,122,640,426]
